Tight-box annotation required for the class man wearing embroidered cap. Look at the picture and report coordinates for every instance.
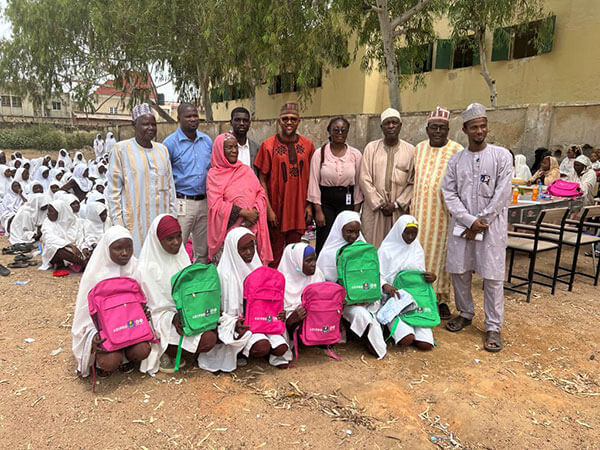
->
[359,107,415,247]
[441,103,512,352]
[254,102,315,267]
[106,103,177,255]
[412,107,463,320]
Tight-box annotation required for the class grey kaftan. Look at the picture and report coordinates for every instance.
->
[441,144,513,281]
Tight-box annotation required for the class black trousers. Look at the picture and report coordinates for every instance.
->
[315,185,355,254]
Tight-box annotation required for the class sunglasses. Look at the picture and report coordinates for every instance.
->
[280,116,299,123]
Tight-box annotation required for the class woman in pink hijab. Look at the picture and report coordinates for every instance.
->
[207,133,273,264]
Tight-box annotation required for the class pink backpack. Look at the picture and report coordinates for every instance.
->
[88,276,155,352]
[546,179,583,198]
[243,266,285,335]
[294,282,345,360]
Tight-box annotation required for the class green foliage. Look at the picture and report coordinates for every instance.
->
[0,125,97,151]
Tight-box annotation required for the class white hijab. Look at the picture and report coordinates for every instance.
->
[72,163,92,192]
[0,182,23,230]
[513,154,532,180]
[33,166,51,192]
[74,151,86,165]
[378,215,425,286]
[71,226,137,377]
[58,149,72,168]
[217,227,262,316]
[316,211,364,281]
[0,164,11,198]
[83,201,108,243]
[40,199,86,269]
[104,132,117,155]
[277,242,324,314]
[8,193,47,244]
[14,168,30,193]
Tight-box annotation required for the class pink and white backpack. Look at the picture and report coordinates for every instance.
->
[546,179,583,198]
[88,276,155,352]
[243,266,286,335]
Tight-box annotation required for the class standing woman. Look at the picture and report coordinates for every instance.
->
[207,133,272,264]
[93,134,104,160]
[307,117,363,254]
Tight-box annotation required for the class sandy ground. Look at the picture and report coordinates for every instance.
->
[1,149,598,448]
[0,233,598,449]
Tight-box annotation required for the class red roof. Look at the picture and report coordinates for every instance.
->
[95,75,157,99]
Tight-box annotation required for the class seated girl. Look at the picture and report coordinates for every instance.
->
[71,226,151,378]
[0,181,26,233]
[217,228,291,368]
[277,243,324,334]
[60,163,91,202]
[83,202,109,250]
[40,199,90,270]
[8,193,47,245]
[378,216,437,351]
[137,215,217,374]
[316,211,386,359]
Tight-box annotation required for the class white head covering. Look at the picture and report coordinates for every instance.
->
[461,103,487,124]
[71,163,92,192]
[0,164,11,198]
[71,226,136,377]
[217,227,262,316]
[104,133,117,156]
[574,154,592,168]
[57,149,72,168]
[277,243,324,314]
[83,201,108,244]
[33,166,51,192]
[378,215,425,286]
[513,154,531,180]
[7,193,47,244]
[74,151,86,165]
[316,211,364,281]
[0,181,24,231]
[380,107,402,124]
[132,103,154,121]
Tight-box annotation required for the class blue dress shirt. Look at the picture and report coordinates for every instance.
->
[163,128,213,196]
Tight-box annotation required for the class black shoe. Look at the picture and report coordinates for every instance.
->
[438,302,452,321]
[0,264,10,277]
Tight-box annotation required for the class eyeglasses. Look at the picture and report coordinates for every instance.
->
[330,127,348,134]
[427,124,449,132]
[280,116,299,123]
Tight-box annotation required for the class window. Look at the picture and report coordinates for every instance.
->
[52,101,61,110]
[11,96,22,108]
[267,71,322,95]
[397,44,433,74]
[109,106,118,114]
[1,95,10,107]
[492,15,556,61]
[452,36,479,69]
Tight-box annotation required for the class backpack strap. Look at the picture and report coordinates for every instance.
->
[386,317,400,342]
[174,335,184,371]
[293,326,300,360]
[326,345,341,361]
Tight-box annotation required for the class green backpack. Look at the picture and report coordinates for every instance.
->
[170,263,221,370]
[336,241,381,305]
[393,270,440,328]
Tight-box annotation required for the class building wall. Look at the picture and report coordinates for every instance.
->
[0,92,72,120]
[210,0,599,120]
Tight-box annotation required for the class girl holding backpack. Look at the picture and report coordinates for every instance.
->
[378,216,438,350]
[316,211,387,359]
[72,226,151,378]
[137,215,218,374]
[218,228,292,368]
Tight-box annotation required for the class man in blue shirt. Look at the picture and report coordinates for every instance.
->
[163,103,213,263]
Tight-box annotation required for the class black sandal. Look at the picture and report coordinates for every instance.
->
[7,261,29,269]
[0,264,10,277]
[445,315,472,332]
[438,302,452,320]
[484,331,503,352]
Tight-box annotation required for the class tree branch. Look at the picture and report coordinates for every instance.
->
[390,0,434,31]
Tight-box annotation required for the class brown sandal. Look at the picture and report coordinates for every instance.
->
[445,315,472,332]
[484,331,503,352]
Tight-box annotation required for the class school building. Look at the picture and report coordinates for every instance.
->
[209,0,600,121]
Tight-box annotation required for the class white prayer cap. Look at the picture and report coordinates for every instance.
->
[461,103,487,124]
[380,107,402,124]
[131,103,154,121]
[574,155,592,167]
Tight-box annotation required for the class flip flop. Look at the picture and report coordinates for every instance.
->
[438,302,452,321]
[14,254,33,262]
[27,260,39,266]
[0,264,10,277]
[484,331,503,353]
[445,315,472,332]
[7,261,29,269]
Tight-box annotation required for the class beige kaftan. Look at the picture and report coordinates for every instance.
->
[359,138,415,247]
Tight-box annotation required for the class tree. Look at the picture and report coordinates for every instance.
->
[448,0,549,107]
[335,0,445,111]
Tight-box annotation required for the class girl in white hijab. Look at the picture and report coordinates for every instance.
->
[72,226,151,378]
[93,134,104,159]
[378,215,437,350]
[217,227,291,368]
[60,163,91,202]
[8,193,47,245]
[33,166,51,192]
[0,181,26,232]
[137,215,218,374]
[316,211,387,359]
[0,164,12,199]
[513,154,532,180]
[39,199,89,270]
[57,149,72,169]
[73,151,86,165]
[277,242,324,326]
[14,167,31,195]
[83,202,109,249]
[104,132,117,156]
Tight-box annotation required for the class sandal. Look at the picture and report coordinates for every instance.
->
[445,315,472,332]
[14,254,33,262]
[27,260,39,266]
[7,261,29,269]
[438,302,452,320]
[0,264,10,277]
[119,361,136,374]
[484,331,503,352]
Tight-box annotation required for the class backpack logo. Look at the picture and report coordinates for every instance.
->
[266,314,273,322]
[127,320,135,328]
[322,326,329,333]
[362,282,370,290]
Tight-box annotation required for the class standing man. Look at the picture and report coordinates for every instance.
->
[106,104,177,255]
[359,108,415,248]
[163,103,212,263]
[441,103,512,352]
[230,107,259,170]
[254,102,315,267]
[412,107,463,320]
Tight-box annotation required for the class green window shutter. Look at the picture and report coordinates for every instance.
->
[540,15,556,54]
[210,89,217,103]
[435,39,452,69]
[491,27,511,61]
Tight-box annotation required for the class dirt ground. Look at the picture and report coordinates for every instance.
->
[1,149,598,449]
